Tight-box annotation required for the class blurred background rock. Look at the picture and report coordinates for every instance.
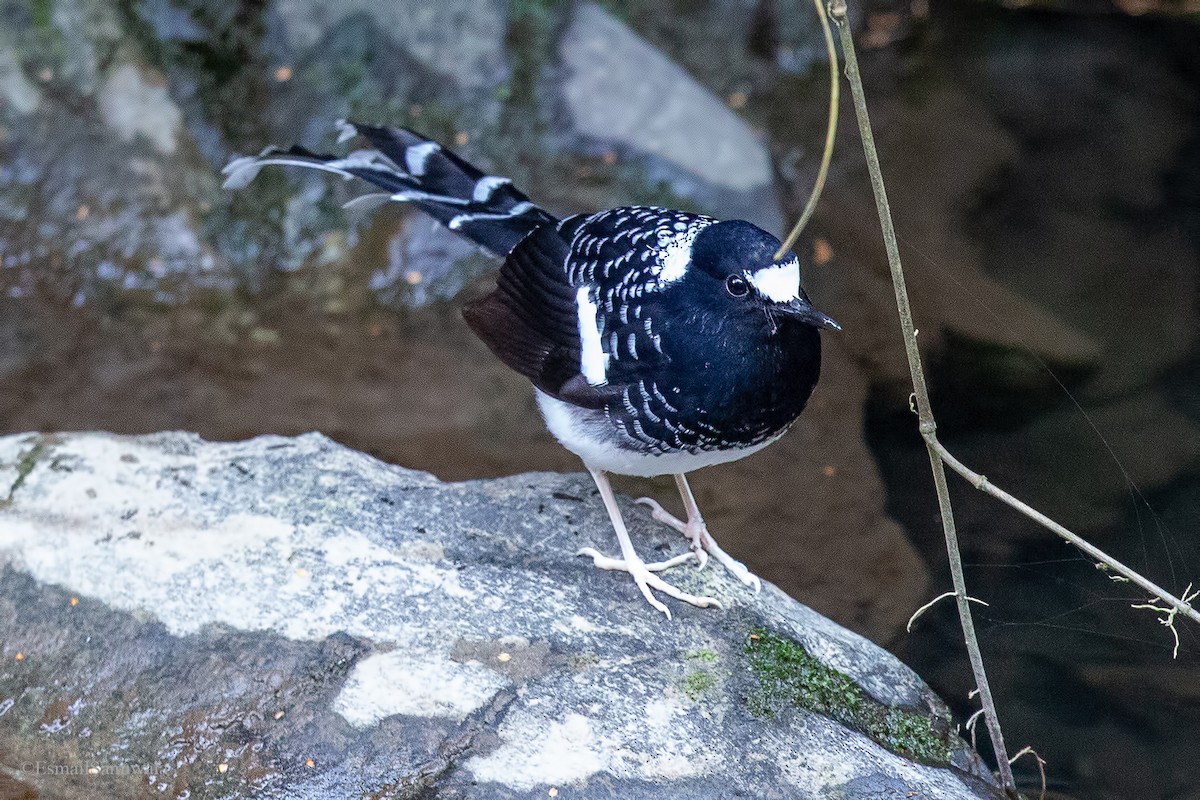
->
[0,0,1196,796]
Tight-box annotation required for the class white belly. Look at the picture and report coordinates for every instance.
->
[534,389,781,477]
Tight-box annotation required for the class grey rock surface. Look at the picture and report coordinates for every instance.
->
[272,0,509,90]
[97,63,184,155]
[0,432,1002,799]
[559,3,783,233]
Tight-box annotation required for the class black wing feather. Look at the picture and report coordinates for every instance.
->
[462,226,585,397]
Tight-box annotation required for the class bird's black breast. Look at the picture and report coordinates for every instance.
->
[599,295,823,454]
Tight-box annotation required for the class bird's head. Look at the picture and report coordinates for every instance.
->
[688,219,840,332]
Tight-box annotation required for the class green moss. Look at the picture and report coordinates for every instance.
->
[878,709,951,763]
[685,648,719,664]
[744,628,953,764]
[2,440,47,508]
[745,627,860,718]
[682,670,715,700]
[30,0,52,30]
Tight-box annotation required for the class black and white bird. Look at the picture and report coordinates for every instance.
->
[224,121,839,618]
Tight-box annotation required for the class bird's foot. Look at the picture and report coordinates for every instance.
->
[576,547,722,619]
[634,497,761,592]
[575,547,695,573]
[635,497,709,569]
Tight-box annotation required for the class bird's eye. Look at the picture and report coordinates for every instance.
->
[725,274,750,298]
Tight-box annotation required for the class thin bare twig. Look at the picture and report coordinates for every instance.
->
[1008,746,1048,800]
[774,0,839,260]
[930,440,1200,634]
[828,2,1016,790]
[907,590,989,633]
[1130,583,1198,659]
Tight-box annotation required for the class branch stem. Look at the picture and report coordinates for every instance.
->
[929,439,1200,627]
[829,3,1016,790]
[774,0,840,260]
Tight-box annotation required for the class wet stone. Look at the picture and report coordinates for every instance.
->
[558,2,784,233]
[0,431,1004,799]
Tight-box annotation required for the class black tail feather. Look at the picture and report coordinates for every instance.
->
[222,121,556,257]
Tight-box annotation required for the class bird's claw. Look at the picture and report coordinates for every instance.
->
[576,547,722,616]
[636,496,760,591]
[575,546,695,573]
[635,496,709,569]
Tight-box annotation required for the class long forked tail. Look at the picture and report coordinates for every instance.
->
[222,120,557,257]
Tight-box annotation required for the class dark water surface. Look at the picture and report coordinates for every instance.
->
[1,0,1198,797]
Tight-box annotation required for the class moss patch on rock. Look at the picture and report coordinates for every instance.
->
[682,669,716,700]
[744,627,954,764]
[680,648,721,700]
[2,439,47,508]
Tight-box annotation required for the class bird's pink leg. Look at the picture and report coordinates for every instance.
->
[636,473,761,592]
[576,468,722,619]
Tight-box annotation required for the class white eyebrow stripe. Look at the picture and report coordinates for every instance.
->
[576,286,609,385]
[746,258,801,303]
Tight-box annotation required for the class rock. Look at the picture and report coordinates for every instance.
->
[271,0,509,90]
[367,212,493,309]
[97,63,184,155]
[0,42,40,116]
[559,3,782,232]
[50,0,124,97]
[0,432,1003,799]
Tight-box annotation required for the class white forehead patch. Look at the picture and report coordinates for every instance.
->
[576,286,609,385]
[746,258,800,303]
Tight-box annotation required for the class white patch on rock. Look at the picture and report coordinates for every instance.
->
[778,737,856,794]
[0,433,479,639]
[466,712,607,789]
[97,64,183,155]
[333,650,509,726]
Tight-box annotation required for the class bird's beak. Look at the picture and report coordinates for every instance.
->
[781,297,841,331]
